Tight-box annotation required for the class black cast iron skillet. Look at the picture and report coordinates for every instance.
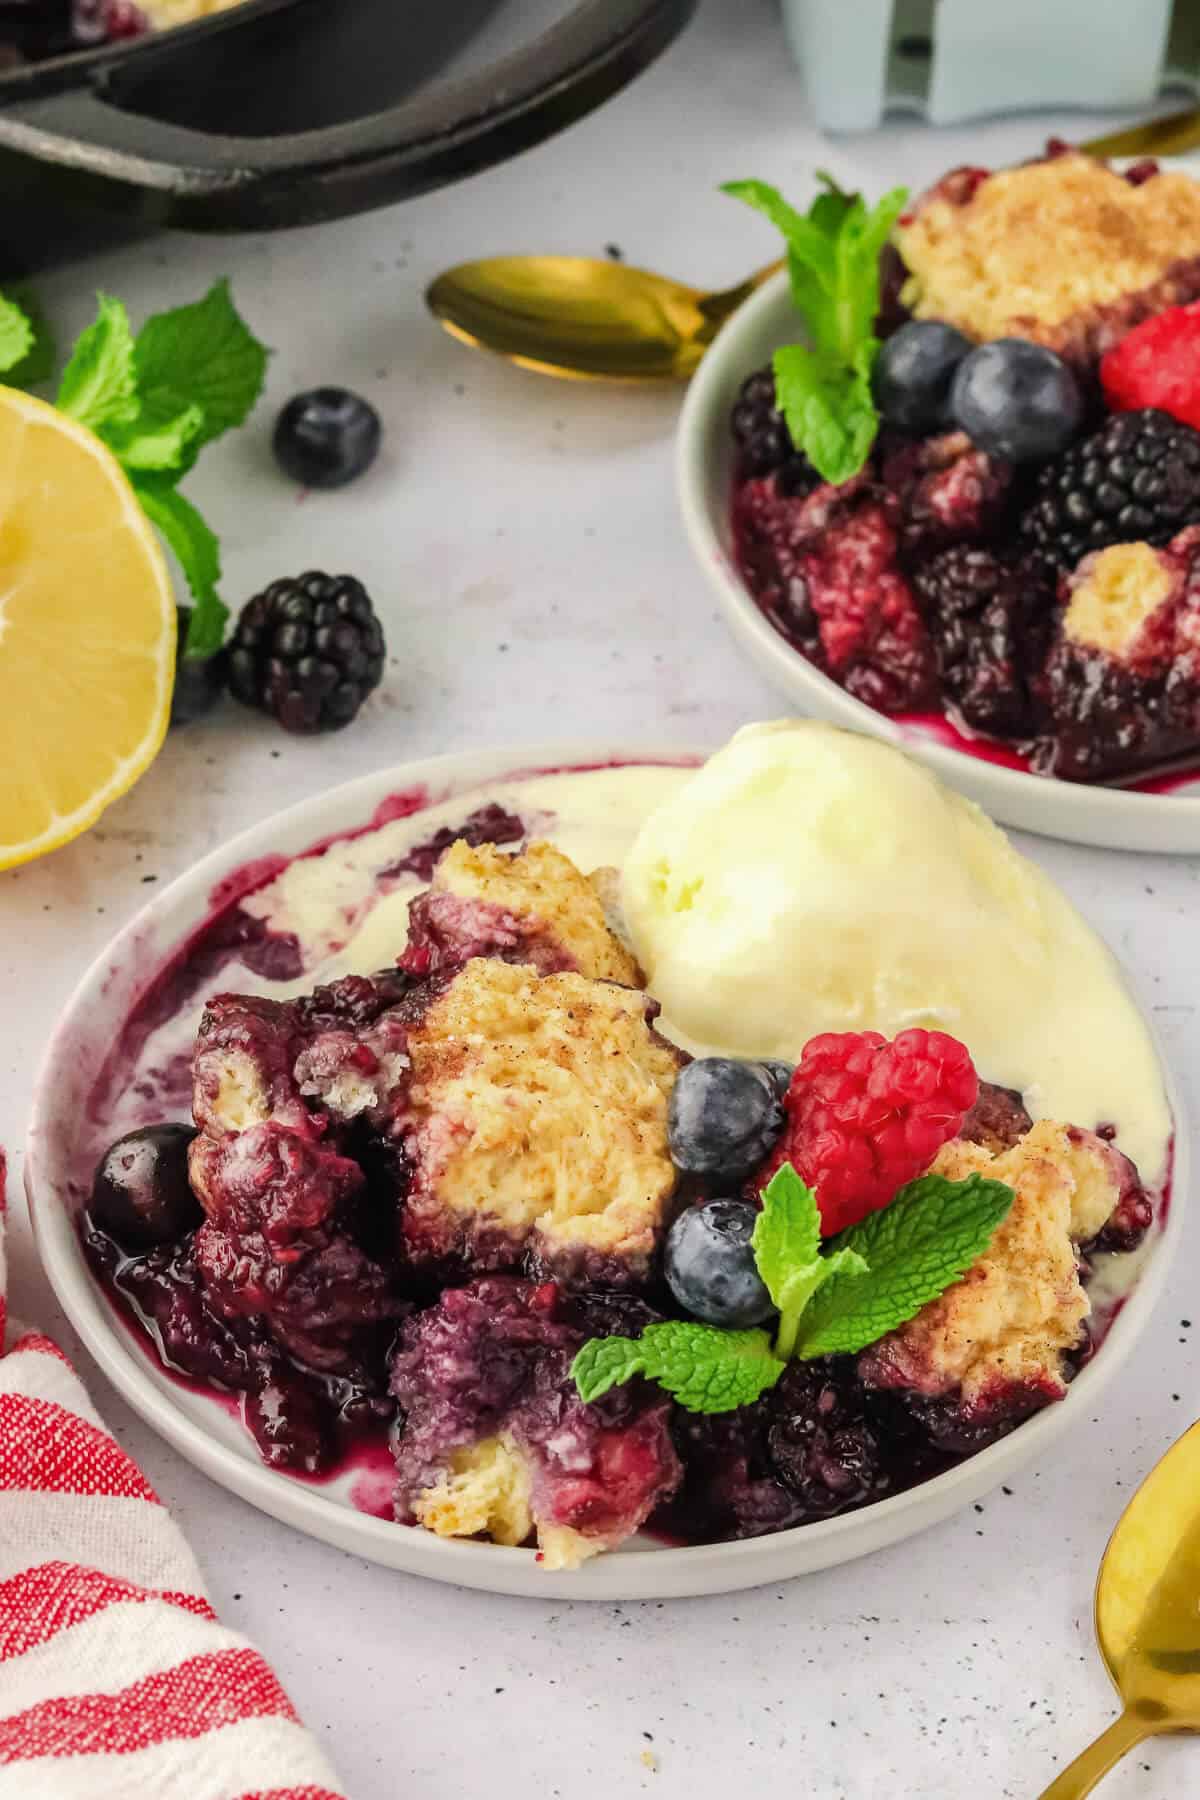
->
[0,0,695,257]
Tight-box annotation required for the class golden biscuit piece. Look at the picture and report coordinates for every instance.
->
[412,838,640,984]
[860,1120,1128,1404]
[398,957,680,1281]
[896,153,1200,361]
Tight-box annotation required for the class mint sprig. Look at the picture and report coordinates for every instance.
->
[794,1172,1015,1358]
[722,173,908,485]
[574,1322,784,1414]
[0,279,268,663]
[752,1165,867,1359]
[570,1161,1013,1416]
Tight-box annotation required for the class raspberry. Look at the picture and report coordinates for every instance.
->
[757,1029,979,1235]
[1101,302,1200,430]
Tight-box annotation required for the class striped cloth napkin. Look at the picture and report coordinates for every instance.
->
[0,1154,347,1799]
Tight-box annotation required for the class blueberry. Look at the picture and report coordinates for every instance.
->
[668,1057,784,1181]
[950,339,1083,463]
[665,1200,775,1328]
[872,321,974,433]
[273,387,382,490]
[759,1060,795,1101]
[90,1124,202,1251]
[170,607,228,728]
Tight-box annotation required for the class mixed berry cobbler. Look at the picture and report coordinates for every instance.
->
[730,145,1200,784]
[83,806,1157,1568]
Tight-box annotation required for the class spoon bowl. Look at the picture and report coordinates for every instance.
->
[425,255,780,381]
[1040,1421,1200,1797]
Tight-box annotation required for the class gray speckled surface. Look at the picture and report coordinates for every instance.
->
[2,2,1199,1793]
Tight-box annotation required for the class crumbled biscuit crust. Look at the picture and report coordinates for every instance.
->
[861,1120,1126,1403]
[896,154,1200,357]
[399,958,680,1276]
[432,839,640,984]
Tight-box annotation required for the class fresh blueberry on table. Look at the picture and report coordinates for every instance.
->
[664,1199,775,1328]
[668,1056,785,1181]
[90,1124,202,1251]
[272,387,382,489]
[170,606,228,727]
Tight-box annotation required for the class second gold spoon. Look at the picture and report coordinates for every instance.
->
[1038,1419,1200,1797]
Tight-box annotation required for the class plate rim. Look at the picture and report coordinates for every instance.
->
[676,266,1200,853]
[24,742,1190,1598]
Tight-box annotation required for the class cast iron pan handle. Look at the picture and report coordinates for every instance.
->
[0,0,696,231]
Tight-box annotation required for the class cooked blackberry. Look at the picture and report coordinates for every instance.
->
[228,571,385,734]
[1032,533,1200,780]
[1019,409,1200,572]
[731,474,940,714]
[765,1358,885,1518]
[730,367,820,493]
[913,545,1053,738]
[878,429,1015,560]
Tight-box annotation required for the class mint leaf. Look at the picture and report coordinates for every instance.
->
[56,294,138,432]
[833,186,908,351]
[724,174,908,485]
[751,1162,868,1357]
[0,292,34,378]
[572,1336,648,1404]
[753,1162,822,1296]
[795,1174,1015,1358]
[573,1322,784,1415]
[132,279,267,469]
[772,343,878,486]
[3,286,56,388]
[108,403,205,474]
[134,480,226,656]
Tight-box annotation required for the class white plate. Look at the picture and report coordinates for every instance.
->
[24,745,1188,1598]
[677,275,1200,854]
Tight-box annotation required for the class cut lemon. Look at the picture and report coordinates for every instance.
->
[0,385,175,870]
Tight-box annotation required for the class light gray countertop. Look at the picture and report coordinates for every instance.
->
[2,2,1198,1794]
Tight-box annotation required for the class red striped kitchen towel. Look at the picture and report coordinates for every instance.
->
[0,1153,347,1799]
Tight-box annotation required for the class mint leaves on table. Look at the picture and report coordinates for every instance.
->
[0,279,268,662]
[722,173,908,485]
[571,1162,1013,1416]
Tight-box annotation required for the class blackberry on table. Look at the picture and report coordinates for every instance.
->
[228,571,386,734]
[913,545,1053,738]
[730,366,819,493]
[1019,408,1200,572]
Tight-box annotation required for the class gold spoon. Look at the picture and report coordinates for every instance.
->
[1038,1420,1200,1798]
[426,253,782,382]
[425,113,1200,383]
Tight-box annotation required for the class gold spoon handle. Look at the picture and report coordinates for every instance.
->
[1036,1711,1154,1799]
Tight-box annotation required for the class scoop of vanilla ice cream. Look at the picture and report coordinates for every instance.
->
[622,721,1170,1183]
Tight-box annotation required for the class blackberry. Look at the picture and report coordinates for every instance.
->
[228,571,385,734]
[730,366,819,493]
[913,545,1053,738]
[765,1358,884,1519]
[1019,408,1200,572]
